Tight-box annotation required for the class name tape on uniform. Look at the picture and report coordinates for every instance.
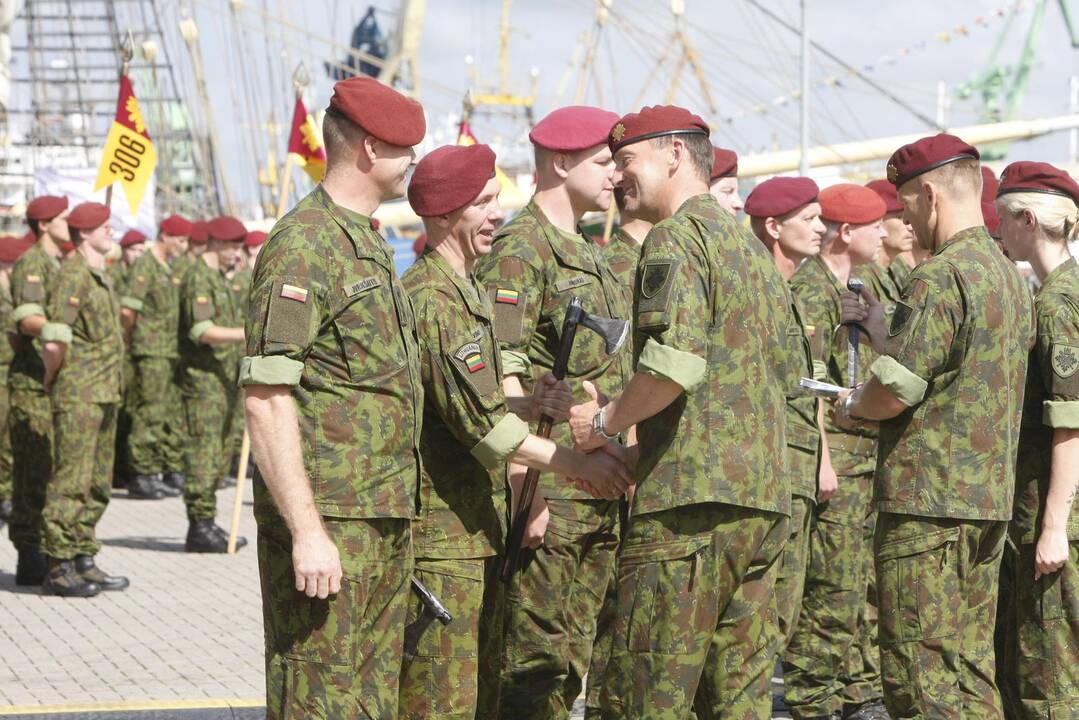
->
[344,277,381,298]
[554,275,591,293]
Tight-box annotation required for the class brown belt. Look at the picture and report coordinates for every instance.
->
[825,432,877,458]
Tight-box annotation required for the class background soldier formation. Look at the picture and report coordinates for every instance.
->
[4,195,260,598]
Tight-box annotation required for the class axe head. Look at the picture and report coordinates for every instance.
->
[578,309,630,356]
[847,277,865,293]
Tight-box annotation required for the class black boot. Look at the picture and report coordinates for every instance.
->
[152,475,181,498]
[15,546,47,586]
[185,518,242,553]
[162,471,186,492]
[843,700,890,720]
[42,559,101,597]
[127,474,165,500]
[211,522,248,550]
[74,555,129,591]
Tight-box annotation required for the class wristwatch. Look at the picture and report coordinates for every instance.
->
[592,407,619,441]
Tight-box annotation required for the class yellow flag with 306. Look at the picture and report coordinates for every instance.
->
[94,75,157,214]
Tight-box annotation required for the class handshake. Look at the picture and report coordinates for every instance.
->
[532,374,635,500]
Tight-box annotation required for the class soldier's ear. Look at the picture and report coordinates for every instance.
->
[551,152,571,180]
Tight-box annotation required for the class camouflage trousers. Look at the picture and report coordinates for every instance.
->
[398,556,504,720]
[583,497,631,719]
[996,538,1079,720]
[128,357,185,475]
[182,379,236,520]
[598,502,788,720]
[783,470,880,718]
[0,374,12,503]
[227,363,246,460]
[776,494,815,652]
[113,354,135,477]
[7,388,52,550]
[875,513,1007,720]
[259,516,413,720]
[498,498,619,720]
[41,402,117,559]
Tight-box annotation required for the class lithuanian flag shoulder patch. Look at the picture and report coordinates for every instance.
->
[495,288,519,305]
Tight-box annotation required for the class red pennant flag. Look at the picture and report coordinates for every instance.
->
[288,97,327,183]
[94,76,157,213]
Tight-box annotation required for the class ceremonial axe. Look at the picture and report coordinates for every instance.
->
[501,297,629,582]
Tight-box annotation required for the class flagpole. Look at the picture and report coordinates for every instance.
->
[104,32,135,210]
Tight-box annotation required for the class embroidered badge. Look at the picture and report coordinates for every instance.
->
[344,276,381,297]
[465,353,486,373]
[495,288,519,305]
[641,261,673,299]
[805,324,816,337]
[454,342,482,362]
[67,296,80,307]
[195,295,209,305]
[26,275,40,283]
[1052,344,1079,379]
[280,284,308,303]
[889,301,914,337]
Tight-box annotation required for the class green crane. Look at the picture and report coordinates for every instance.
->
[956,0,1079,159]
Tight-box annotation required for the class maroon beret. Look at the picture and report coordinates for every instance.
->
[207,216,246,243]
[997,161,1079,205]
[744,177,820,219]
[609,105,709,152]
[26,195,68,222]
[887,133,980,187]
[982,201,1001,236]
[60,241,75,253]
[66,202,111,231]
[408,144,497,217]
[370,217,381,231]
[119,229,147,248]
[530,106,619,153]
[244,231,268,249]
[820,184,887,225]
[160,214,191,237]
[329,76,425,147]
[865,179,903,214]
[189,221,209,245]
[710,147,738,181]
[980,166,999,205]
[0,236,29,263]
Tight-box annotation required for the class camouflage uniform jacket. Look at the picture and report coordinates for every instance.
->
[632,193,790,517]
[870,226,1033,521]
[10,243,62,393]
[402,251,530,559]
[603,227,642,310]
[241,185,423,521]
[791,255,879,466]
[473,198,632,500]
[1013,257,1079,543]
[866,263,904,323]
[784,292,820,499]
[888,256,912,294]
[178,257,242,388]
[0,280,15,380]
[121,251,181,359]
[45,253,124,406]
[229,266,252,324]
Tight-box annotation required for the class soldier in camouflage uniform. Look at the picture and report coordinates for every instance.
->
[121,215,191,500]
[744,177,834,662]
[570,105,791,720]
[992,162,1079,720]
[241,77,426,720]
[787,184,888,720]
[472,105,633,719]
[177,215,248,553]
[400,143,632,720]
[223,230,265,483]
[0,234,32,527]
[39,202,129,597]
[838,135,1032,718]
[707,146,743,215]
[8,195,68,585]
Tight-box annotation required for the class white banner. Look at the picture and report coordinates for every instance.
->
[34,166,157,238]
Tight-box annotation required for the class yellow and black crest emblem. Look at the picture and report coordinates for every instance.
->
[611,123,626,142]
[1052,344,1079,379]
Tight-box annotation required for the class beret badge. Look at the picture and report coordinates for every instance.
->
[611,123,626,142]
[886,163,898,184]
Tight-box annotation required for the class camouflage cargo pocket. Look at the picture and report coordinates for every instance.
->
[281,553,370,666]
[617,538,714,655]
[876,524,960,643]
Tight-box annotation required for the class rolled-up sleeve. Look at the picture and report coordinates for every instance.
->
[637,337,706,393]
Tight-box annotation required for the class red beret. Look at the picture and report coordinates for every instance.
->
[160,214,191,237]
[982,201,1000,236]
[744,177,819,219]
[530,106,619,153]
[244,231,268,249]
[60,241,75,254]
[865,179,903,214]
[207,216,246,243]
[371,217,381,231]
[189,221,208,245]
[980,166,999,205]
[26,195,68,222]
[710,147,738,181]
[329,76,425,147]
[886,133,980,188]
[66,202,111,231]
[819,184,887,225]
[997,161,1079,205]
[408,144,497,217]
[609,105,709,152]
[0,236,30,263]
[120,229,147,248]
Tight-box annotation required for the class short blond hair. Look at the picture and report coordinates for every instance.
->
[998,191,1079,242]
